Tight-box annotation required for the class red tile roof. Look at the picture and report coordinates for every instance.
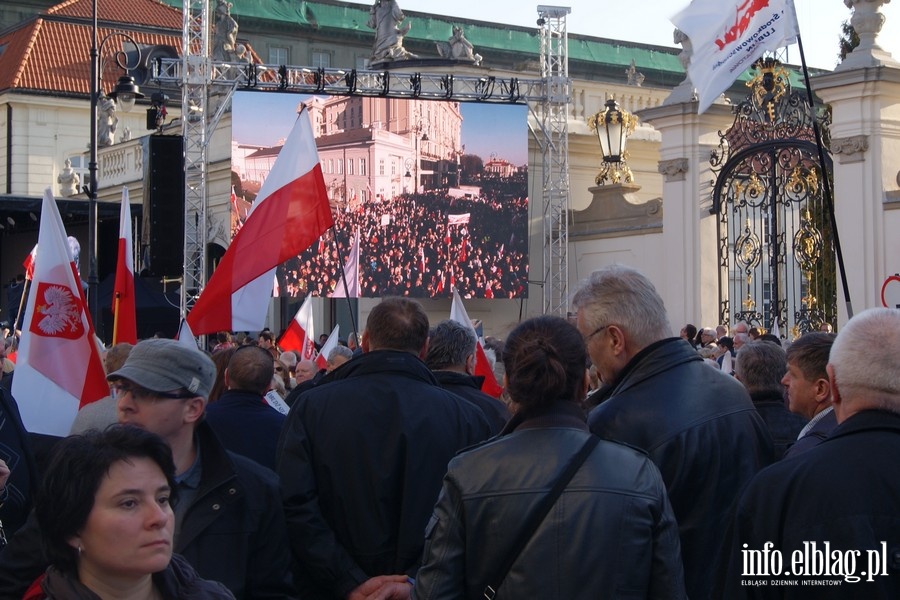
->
[0,0,182,96]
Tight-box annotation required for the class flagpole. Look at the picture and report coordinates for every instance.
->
[112,293,120,345]
[795,34,853,320]
[14,279,29,334]
[331,228,359,341]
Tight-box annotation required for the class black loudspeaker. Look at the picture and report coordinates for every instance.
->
[143,135,184,277]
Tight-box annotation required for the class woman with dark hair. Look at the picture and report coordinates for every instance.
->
[372,315,686,599]
[28,425,233,599]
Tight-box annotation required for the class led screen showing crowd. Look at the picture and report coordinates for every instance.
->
[232,92,529,299]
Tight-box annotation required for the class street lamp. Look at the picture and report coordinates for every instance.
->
[588,98,638,185]
[84,0,143,331]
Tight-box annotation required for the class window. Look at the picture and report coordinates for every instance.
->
[348,159,354,175]
[359,158,367,176]
[311,51,331,69]
[337,160,343,175]
[379,159,385,176]
[328,159,334,174]
[269,46,288,65]
[356,56,369,71]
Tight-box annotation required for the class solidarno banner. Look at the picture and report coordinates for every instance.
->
[671,0,800,113]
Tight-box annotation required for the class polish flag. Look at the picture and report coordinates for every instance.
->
[450,288,503,398]
[314,324,340,370]
[112,187,137,345]
[187,108,334,334]
[278,294,317,360]
[12,189,108,436]
[23,245,37,280]
[331,228,359,298]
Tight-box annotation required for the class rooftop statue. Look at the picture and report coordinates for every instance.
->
[213,0,239,61]
[436,26,482,66]
[367,0,416,63]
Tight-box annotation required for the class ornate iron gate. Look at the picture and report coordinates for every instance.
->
[711,59,836,337]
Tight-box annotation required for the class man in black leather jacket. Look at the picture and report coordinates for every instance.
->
[277,298,492,599]
[0,339,296,599]
[573,265,774,600]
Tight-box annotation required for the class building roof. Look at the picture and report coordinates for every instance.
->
[158,0,686,85]
[0,0,182,96]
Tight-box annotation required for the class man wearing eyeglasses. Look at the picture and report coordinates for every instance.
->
[0,339,297,599]
[573,265,773,600]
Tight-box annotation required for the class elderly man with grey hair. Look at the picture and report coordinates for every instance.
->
[573,264,773,600]
[326,345,354,372]
[734,341,808,459]
[424,319,509,434]
[717,307,900,596]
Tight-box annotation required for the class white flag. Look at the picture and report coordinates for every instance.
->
[671,0,799,113]
[331,229,359,298]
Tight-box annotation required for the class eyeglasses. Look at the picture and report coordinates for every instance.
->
[583,325,609,343]
[112,383,194,402]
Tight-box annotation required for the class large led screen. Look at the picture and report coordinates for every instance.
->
[232,92,528,299]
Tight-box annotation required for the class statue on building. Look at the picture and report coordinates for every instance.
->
[97,94,117,147]
[663,28,698,106]
[626,59,645,87]
[57,158,81,197]
[436,26,482,65]
[367,0,415,63]
[213,0,239,61]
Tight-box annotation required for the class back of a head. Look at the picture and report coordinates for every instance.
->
[104,342,133,374]
[36,425,176,575]
[227,346,275,394]
[327,345,354,363]
[502,315,586,411]
[684,324,697,340]
[279,350,298,369]
[572,265,672,349]
[424,320,476,371]
[785,332,835,381]
[735,341,787,396]
[830,308,900,407]
[365,297,429,353]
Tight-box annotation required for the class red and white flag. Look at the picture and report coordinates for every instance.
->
[450,288,503,398]
[22,245,37,280]
[112,187,137,345]
[331,229,359,298]
[12,189,108,436]
[187,109,334,334]
[314,324,340,370]
[671,0,799,113]
[278,294,317,360]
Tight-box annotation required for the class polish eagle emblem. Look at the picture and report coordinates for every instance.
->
[29,283,85,339]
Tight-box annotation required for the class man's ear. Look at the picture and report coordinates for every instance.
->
[418,337,430,360]
[464,353,476,375]
[814,377,831,404]
[361,331,370,353]
[183,396,206,425]
[223,368,232,390]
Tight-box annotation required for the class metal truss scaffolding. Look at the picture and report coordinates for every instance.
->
[180,0,209,316]
[537,6,571,317]
[160,4,570,319]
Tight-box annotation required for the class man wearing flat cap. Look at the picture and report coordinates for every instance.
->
[0,339,297,599]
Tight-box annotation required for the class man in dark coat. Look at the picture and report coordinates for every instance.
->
[277,298,492,599]
[734,340,808,459]
[425,319,509,435]
[573,265,773,600]
[781,332,837,458]
[0,339,297,599]
[205,345,285,470]
[716,308,900,598]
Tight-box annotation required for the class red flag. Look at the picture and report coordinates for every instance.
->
[22,245,37,280]
[12,189,108,435]
[188,109,334,334]
[450,288,503,398]
[277,294,317,360]
[314,324,340,370]
[112,187,137,344]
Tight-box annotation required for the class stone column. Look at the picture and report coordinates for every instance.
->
[638,102,733,330]
[838,0,899,71]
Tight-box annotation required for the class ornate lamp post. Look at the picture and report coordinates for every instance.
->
[84,0,142,330]
[588,98,638,185]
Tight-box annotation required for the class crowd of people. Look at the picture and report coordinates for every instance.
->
[0,266,897,599]
[279,190,529,299]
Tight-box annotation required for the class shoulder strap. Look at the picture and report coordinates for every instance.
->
[482,435,600,599]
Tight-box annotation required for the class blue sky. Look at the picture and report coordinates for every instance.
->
[232,92,528,165]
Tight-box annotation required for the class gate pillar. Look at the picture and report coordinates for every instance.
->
[639,102,733,330]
